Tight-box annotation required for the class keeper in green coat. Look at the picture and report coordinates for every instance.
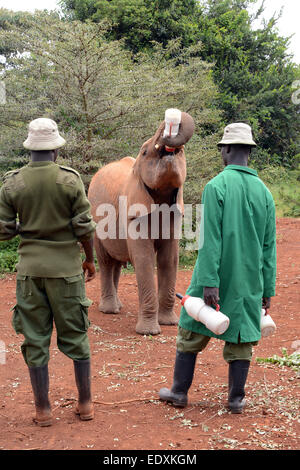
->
[0,118,97,426]
[160,123,277,414]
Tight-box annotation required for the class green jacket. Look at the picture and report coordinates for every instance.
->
[0,161,96,277]
[179,165,277,343]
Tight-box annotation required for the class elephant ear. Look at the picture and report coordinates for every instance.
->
[125,166,184,219]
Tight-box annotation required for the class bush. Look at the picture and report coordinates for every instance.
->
[259,167,300,218]
[0,237,20,273]
[0,156,29,183]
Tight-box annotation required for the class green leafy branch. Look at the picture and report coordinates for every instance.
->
[256,348,300,371]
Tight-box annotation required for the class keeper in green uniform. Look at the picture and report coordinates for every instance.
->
[0,118,97,426]
[160,123,277,414]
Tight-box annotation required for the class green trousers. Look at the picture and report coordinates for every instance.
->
[12,273,92,367]
[176,326,258,363]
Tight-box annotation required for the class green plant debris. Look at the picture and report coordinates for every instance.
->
[256,348,300,371]
[180,418,198,429]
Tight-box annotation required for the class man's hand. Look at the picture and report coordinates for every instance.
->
[81,238,95,282]
[262,297,271,309]
[203,287,219,306]
[82,260,96,282]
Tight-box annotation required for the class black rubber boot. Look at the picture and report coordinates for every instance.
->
[228,360,250,414]
[159,350,197,407]
[28,364,52,427]
[73,359,94,420]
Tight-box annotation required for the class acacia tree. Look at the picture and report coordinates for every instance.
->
[29,17,140,162]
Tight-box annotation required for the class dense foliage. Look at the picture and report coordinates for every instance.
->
[59,0,300,168]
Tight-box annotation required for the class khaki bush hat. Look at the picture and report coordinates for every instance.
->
[218,123,257,147]
[23,118,66,151]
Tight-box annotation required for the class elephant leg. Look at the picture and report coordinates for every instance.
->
[129,239,160,336]
[157,239,179,325]
[113,262,123,310]
[94,237,121,314]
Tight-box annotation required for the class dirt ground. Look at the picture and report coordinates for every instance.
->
[0,218,299,452]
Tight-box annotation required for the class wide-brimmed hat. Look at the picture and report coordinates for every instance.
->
[23,118,66,151]
[218,123,257,147]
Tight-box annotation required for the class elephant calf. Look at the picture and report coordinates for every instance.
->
[88,110,195,335]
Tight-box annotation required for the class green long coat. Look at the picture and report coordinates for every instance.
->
[179,165,277,343]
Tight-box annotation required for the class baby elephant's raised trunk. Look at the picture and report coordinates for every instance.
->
[162,111,195,148]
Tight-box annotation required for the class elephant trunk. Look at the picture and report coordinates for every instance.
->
[162,112,195,148]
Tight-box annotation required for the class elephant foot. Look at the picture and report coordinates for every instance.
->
[158,311,179,325]
[135,318,161,336]
[99,296,121,315]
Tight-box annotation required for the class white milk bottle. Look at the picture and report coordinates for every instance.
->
[261,309,277,337]
[177,293,230,336]
[163,108,182,139]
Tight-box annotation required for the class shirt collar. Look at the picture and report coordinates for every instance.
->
[28,161,57,167]
[223,165,258,176]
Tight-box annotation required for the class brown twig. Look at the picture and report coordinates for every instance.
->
[52,396,156,410]
[152,365,172,369]
[151,380,167,387]
[14,430,30,438]
[93,396,155,406]
[52,398,76,412]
